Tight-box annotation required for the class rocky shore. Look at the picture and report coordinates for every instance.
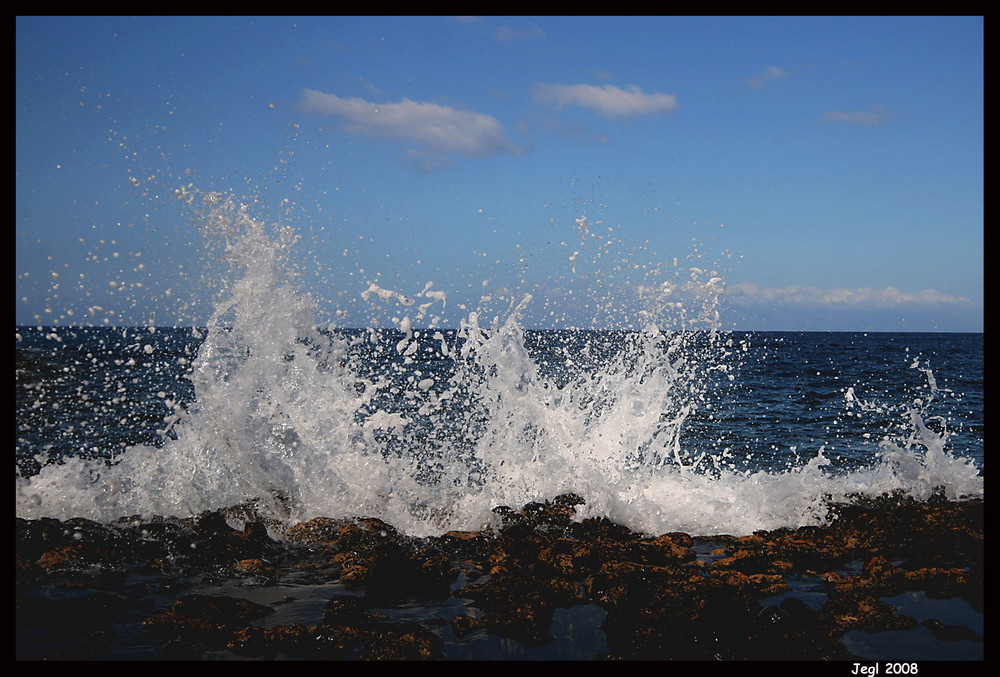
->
[16,492,983,661]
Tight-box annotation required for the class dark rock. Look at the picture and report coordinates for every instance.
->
[823,554,978,604]
[821,592,919,634]
[230,557,278,581]
[322,596,387,628]
[450,614,486,637]
[491,494,585,534]
[227,623,315,658]
[357,622,444,660]
[456,568,585,646]
[779,595,815,619]
[241,520,274,543]
[283,516,353,544]
[141,594,274,653]
[311,623,369,658]
[629,532,696,565]
[14,493,984,660]
[192,510,235,536]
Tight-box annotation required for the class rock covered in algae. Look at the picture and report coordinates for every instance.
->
[16,491,984,660]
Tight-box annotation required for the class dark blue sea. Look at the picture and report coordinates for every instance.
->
[16,326,983,529]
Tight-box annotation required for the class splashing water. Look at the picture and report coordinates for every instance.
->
[15,190,983,537]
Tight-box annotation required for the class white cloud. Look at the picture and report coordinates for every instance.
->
[299,89,524,165]
[821,105,890,126]
[746,65,789,90]
[726,282,972,308]
[494,21,545,43]
[533,83,678,117]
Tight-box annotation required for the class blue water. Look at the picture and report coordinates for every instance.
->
[15,325,983,534]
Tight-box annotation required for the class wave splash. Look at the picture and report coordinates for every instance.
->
[15,190,983,537]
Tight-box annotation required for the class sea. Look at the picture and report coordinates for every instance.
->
[14,325,984,538]
[15,191,984,660]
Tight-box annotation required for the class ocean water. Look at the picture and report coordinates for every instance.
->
[14,324,984,535]
[15,192,984,539]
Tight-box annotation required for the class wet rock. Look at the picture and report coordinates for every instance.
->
[450,614,486,637]
[585,560,698,607]
[310,623,369,658]
[456,568,585,646]
[230,557,278,581]
[596,567,762,659]
[357,622,444,660]
[537,536,593,577]
[567,515,641,544]
[322,596,387,628]
[283,516,353,544]
[779,595,815,620]
[317,596,440,659]
[432,529,495,560]
[709,528,848,575]
[749,598,851,660]
[26,517,130,574]
[827,493,983,567]
[141,594,274,655]
[15,551,45,582]
[227,623,315,658]
[111,517,202,569]
[337,541,457,600]
[821,592,919,634]
[707,569,790,597]
[284,516,458,599]
[489,521,556,575]
[17,517,102,562]
[339,517,398,549]
[823,554,978,604]
[222,595,380,660]
[710,546,794,575]
[241,520,274,544]
[36,543,93,571]
[14,493,985,660]
[192,509,234,536]
[188,510,281,564]
[629,532,696,565]
[491,493,585,535]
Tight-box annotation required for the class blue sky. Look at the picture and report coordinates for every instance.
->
[16,16,983,331]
